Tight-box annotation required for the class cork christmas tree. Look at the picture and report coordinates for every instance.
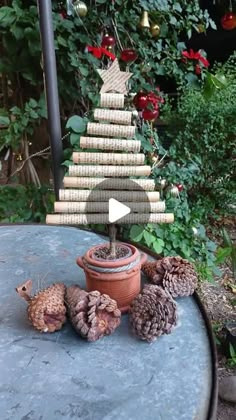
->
[46,59,174,311]
[46,59,174,231]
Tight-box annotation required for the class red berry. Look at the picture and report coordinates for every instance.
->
[142,108,159,121]
[101,35,116,47]
[121,49,137,62]
[195,64,201,75]
[60,10,67,19]
[176,184,183,192]
[133,92,148,110]
[221,12,236,30]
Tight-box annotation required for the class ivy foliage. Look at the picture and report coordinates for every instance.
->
[0,0,215,117]
[0,185,54,223]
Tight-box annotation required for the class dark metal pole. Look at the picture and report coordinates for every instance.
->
[37,0,63,199]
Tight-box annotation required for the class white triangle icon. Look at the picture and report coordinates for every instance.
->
[109,198,131,223]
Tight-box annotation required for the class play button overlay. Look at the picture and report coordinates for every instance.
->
[85,178,153,226]
[109,198,131,223]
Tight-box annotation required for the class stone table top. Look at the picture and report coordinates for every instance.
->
[0,225,212,420]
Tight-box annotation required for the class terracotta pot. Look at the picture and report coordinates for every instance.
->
[76,243,147,313]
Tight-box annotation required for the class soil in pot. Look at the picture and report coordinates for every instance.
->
[92,244,131,261]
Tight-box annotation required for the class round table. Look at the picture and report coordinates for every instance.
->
[0,225,216,420]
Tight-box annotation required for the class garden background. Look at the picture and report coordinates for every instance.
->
[0,1,235,415]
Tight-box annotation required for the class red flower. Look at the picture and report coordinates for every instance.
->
[86,46,116,61]
[182,49,209,67]
[133,89,164,111]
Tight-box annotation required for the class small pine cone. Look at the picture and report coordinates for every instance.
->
[129,284,177,342]
[161,257,198,297]
[66,285,121,342]
[142,260,164,285]
[16,280,66,333]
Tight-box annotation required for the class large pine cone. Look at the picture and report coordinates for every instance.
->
[66,285,121,342]
[130,284,177,342]
[142,256,198,297]
[16,280,66,333]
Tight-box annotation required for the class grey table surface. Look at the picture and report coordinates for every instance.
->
[0,225,212,420]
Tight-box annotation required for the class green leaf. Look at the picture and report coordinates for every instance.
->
[209,20,217,30]
[62,160,72,167]
[206,241,217,252]
[222,228,232,247]
[173,3,182,12]
[0,116,10,126]
[0,7,16,26]
[29,109,39,119]
[28,98,38,108]
[80,66,89,77]
[229,343,236,359]
[152,239,164,254]
[143,231,155,247]
[215,247,232,264]
[170,16,177,25]
[57,35,67,47]
[70,132,80,147]
[66,116,87,133]
[129,225,144,242]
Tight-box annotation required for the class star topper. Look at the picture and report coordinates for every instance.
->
[97,59,133,95]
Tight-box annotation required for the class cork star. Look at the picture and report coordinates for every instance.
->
[97,59,133,95]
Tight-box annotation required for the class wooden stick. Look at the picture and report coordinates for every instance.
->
[54,201,166,213]
[46,213,174,225]
[68,165,151,177]
[87,122,135,138]
[72,152,145,165]
[59,189,160,202]
[63,177,155,191]
[80,137,140,152]
[94,109,132,125]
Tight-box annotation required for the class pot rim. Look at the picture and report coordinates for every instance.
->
[84,242,140,268]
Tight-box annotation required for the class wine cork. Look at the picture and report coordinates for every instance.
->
[46,213,174,225]
[59,189,160,202]
[87,122,135,138]
[63,177,155,191]
[80,137,141,152]
[100,93,124,108]
[68,165,151,177]
[94,109,132,125]
[54,201,166,213]
[72,152,145,165]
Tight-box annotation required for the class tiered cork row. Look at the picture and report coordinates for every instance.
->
[46,93,174,226]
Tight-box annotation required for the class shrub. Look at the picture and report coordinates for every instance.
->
[159,81,236,215]
[0,185,54,222]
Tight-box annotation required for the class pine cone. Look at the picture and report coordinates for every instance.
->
[142,261,163,285]
[162,257,198,297]
[142,257,198,297]
[66,285,121,342]
[129,284,177,342]
[16,280,66,333]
